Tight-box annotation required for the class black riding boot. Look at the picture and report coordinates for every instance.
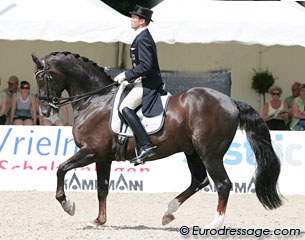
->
[122,107,156,163]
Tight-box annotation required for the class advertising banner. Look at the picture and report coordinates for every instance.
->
[0,126,304,195]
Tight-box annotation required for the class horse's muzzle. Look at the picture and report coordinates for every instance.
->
[39,103,51,118]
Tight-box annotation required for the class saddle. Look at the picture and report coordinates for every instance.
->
[110,82,170,161]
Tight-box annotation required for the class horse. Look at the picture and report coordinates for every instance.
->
[31,51,282,229]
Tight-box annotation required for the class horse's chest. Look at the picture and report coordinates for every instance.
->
[73,108,109,141]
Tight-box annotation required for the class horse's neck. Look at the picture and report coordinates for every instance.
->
[65,72,112,97]
[69,85,116,112]
[59,61,115,111]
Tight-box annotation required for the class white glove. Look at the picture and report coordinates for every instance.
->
[114,72,126,84]
[121,80,129,87]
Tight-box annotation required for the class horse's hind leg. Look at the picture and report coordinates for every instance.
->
[162,151,209,225]
[203,155,232,229]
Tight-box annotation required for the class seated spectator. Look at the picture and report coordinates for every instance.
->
[284,82,301,126]
[10,81,37,125]
[290,83,305,130]
[285,82,301,109]
[262,85,288,130]
[0,90,7,125]
[3,75,19,124]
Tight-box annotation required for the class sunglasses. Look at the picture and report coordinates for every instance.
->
[271,92,280,96]
[21,86,30,89]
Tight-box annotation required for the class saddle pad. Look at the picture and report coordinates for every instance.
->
[110,83,171,136]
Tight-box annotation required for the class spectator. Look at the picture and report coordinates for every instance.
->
[284,82,301,109]
[3,75,19,124]
[10,81,37,125]
[0,90,7,125]
[290,83,305,130]
[262,85,288,130]
[284,82,301,125]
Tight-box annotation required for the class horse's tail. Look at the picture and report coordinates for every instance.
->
[235,100,282,210]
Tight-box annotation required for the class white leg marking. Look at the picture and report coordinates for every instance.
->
[162,198,181,225]
[204,212,225,229]
[164,198,180,215]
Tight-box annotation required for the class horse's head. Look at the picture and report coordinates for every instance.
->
[32,51,116,117]
[31,52,64,117]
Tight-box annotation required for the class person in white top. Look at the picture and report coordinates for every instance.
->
[262,85,288,130]
[10,81,37,125]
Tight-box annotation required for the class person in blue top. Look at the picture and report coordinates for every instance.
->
[114,5,163,163]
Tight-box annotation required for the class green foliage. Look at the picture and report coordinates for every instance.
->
[251,69,275,94]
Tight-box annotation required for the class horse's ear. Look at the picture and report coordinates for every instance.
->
[31,52,44,69]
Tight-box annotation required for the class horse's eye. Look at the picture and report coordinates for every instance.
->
[38,74,45,81]
[35,71,44,81]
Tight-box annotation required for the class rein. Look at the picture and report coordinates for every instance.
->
[34,68,118,109]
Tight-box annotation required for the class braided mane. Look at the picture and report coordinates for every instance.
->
[48,51,111,78]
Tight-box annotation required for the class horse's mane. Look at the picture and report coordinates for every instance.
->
[46,51,112,80]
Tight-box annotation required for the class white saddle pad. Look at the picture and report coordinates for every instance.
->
[110,83,171,136]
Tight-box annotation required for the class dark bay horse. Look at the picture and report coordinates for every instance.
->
[31,52,282,229]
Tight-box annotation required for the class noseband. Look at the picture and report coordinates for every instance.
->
[34,60,117,109]
[34,60,62,108]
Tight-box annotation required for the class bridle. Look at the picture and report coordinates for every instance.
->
[34,60,118,109]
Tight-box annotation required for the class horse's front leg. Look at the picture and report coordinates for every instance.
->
[86,160,112,228]
[56,148,95,215]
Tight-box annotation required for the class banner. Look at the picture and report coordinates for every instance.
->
[0,126,304,195]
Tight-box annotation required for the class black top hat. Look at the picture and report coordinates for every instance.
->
[130,5,153,22]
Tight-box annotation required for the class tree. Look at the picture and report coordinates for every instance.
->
[251,69,275,104]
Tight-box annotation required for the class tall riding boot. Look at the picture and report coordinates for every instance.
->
[122,107,156,163]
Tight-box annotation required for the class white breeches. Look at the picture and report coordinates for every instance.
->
[119,82,143,114]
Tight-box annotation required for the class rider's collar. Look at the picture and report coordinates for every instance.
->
[134,26,147,38]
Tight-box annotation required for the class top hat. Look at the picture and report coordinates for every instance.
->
[130,5,153,22]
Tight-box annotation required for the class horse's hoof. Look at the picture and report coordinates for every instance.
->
[62,200,75,216]
[84,222,98,229]
[204,223,218,229]
[162,214,175,225]
[84,220,105,229]
[204,213,225,229]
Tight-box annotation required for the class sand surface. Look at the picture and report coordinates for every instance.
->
[0,191,304,239]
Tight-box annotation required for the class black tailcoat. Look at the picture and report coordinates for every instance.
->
[125,29,163,117]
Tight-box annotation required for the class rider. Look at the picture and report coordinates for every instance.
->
[114,5,164,163]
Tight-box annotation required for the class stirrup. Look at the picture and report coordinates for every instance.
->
[130,146,157,165]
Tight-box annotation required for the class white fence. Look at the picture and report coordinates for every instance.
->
[0,126,304,195]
